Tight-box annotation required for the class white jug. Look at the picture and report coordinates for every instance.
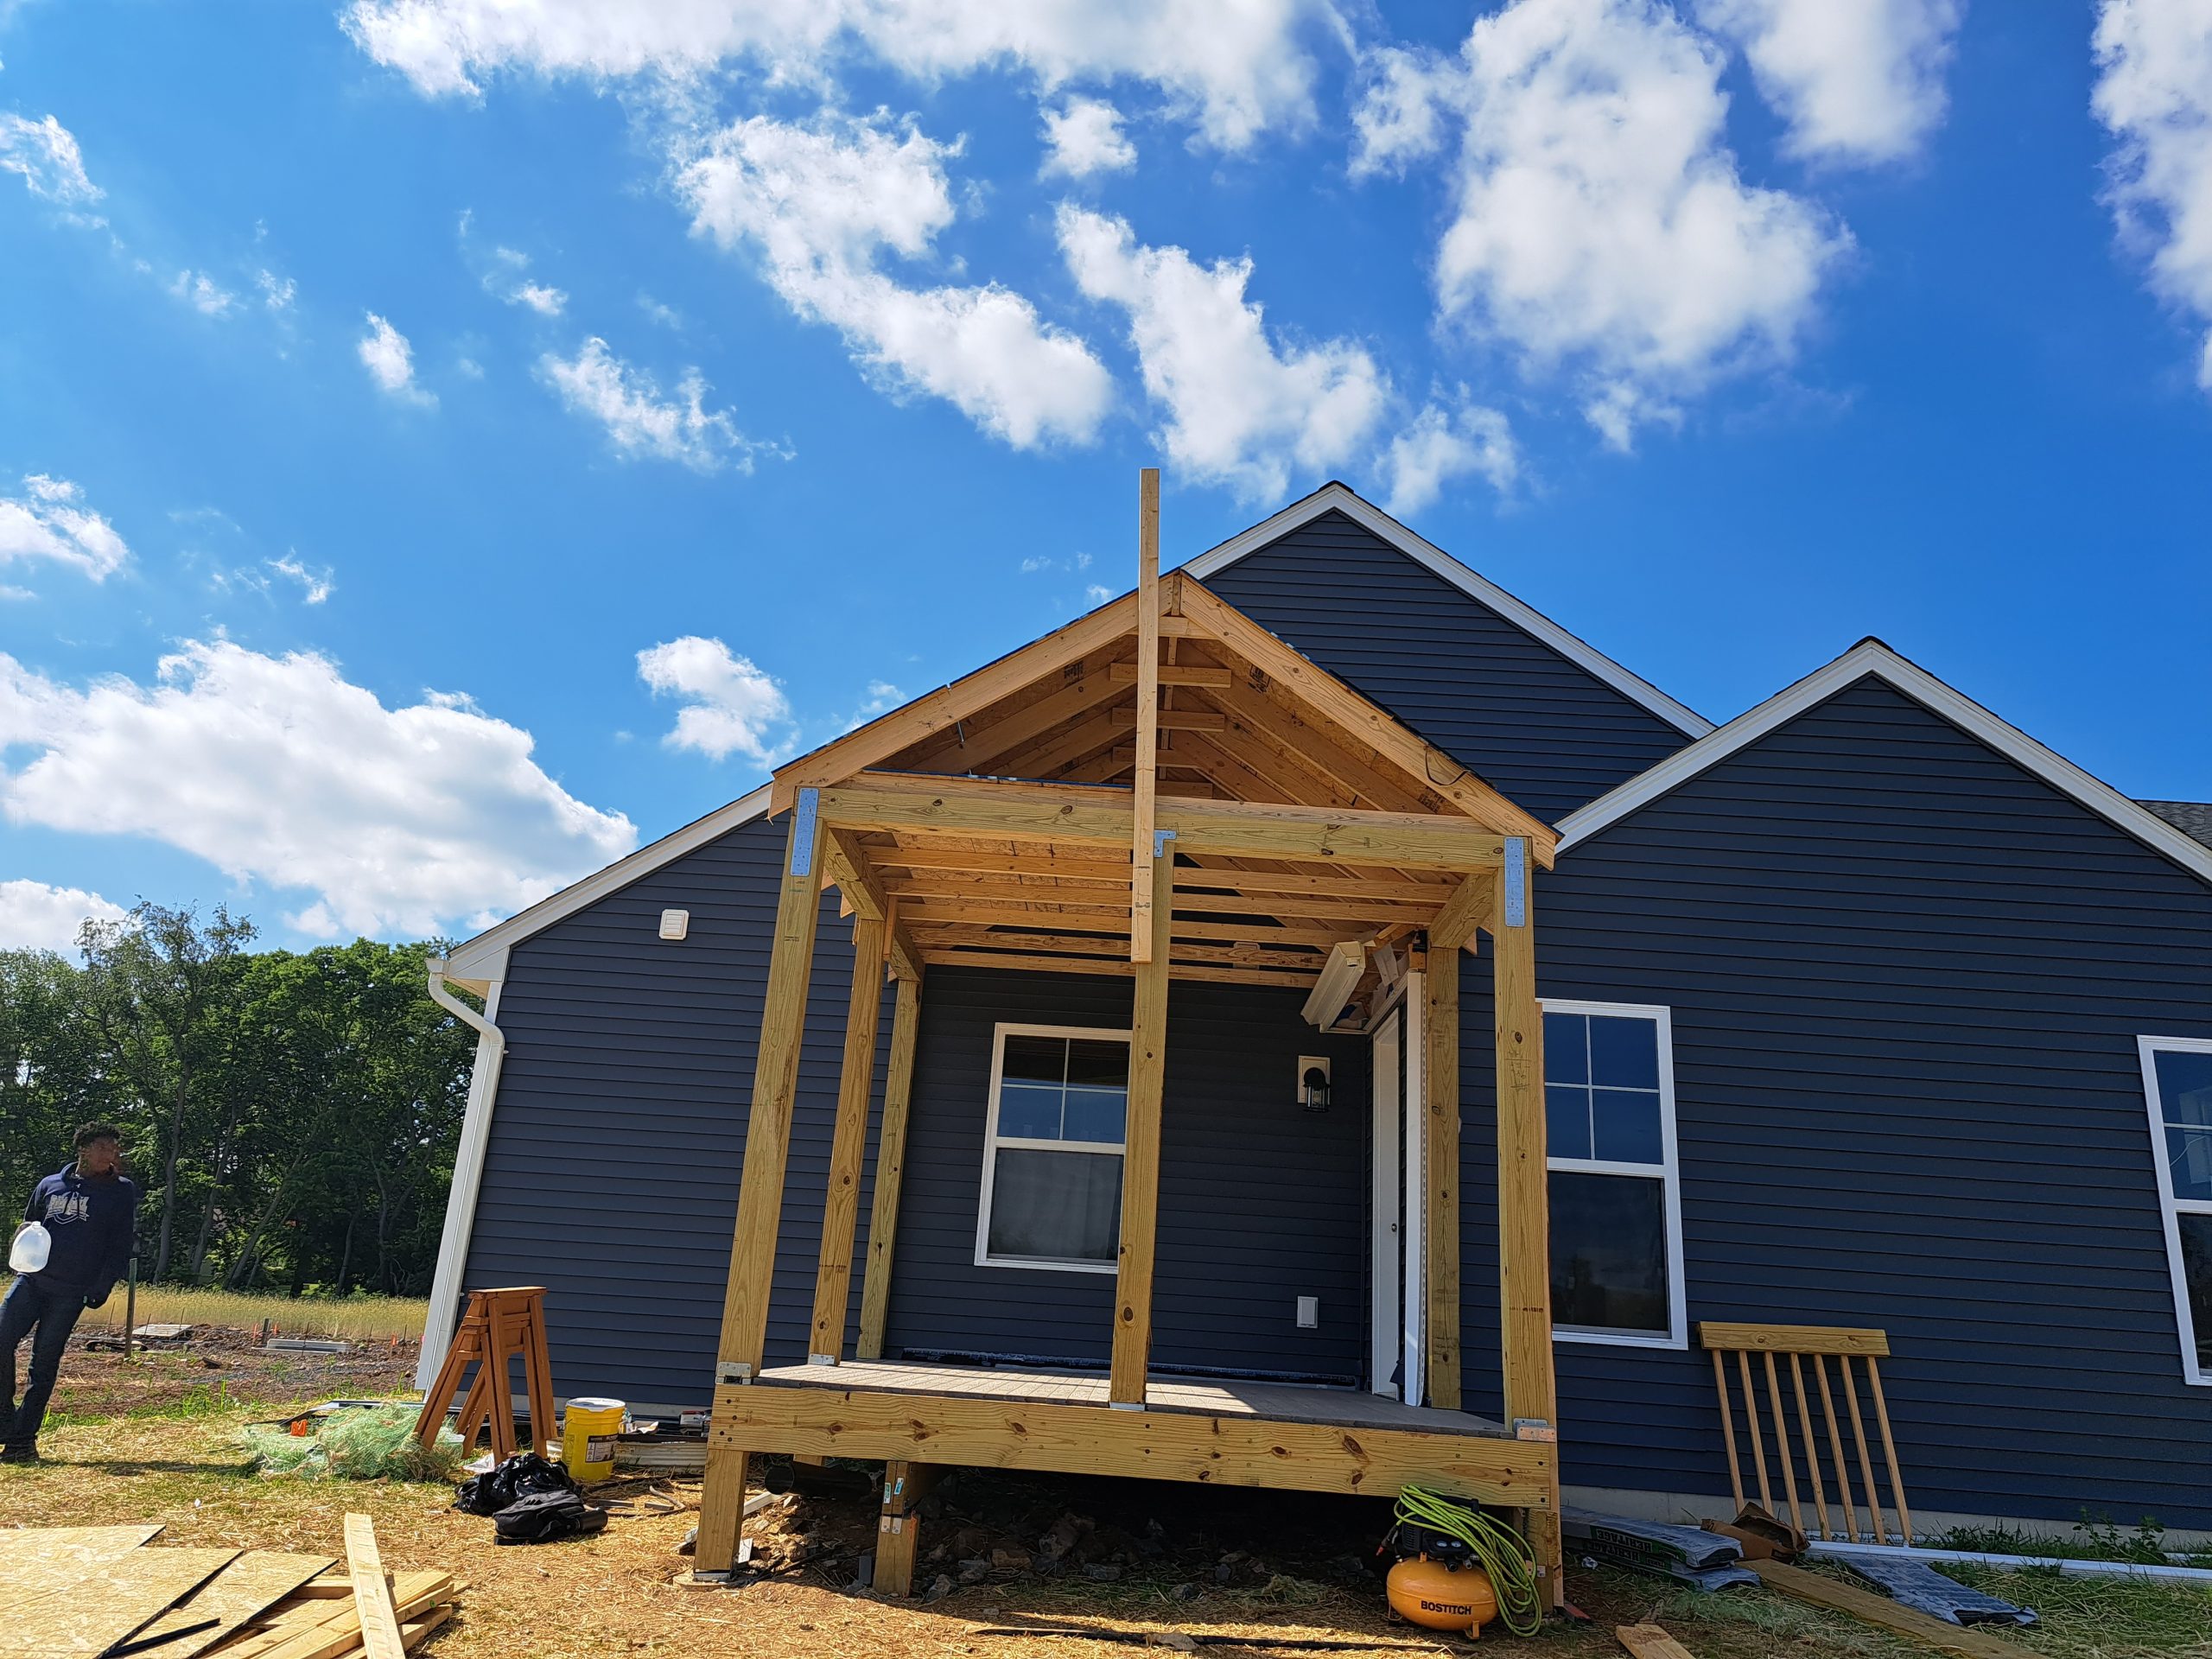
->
[9,1222,49,1274]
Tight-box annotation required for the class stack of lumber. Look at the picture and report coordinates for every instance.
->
[0,1517,457,1659]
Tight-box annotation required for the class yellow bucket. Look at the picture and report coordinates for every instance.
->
[560,1396,624,1482]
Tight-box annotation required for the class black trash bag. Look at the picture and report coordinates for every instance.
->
[454,1452,578,1516]
[492,1488,609,1546]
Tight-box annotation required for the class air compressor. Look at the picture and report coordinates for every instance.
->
[1378,1485,1545,1639]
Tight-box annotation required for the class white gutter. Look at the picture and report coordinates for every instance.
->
[416,953,509,1390]
[1807,1538,2212,1585]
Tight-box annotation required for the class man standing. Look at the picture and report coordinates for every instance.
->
[3,1124,140,1463]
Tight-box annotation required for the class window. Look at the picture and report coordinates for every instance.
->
[2139,1037,2212,1385]
[1542,1001,1686,1348]
[976,1025,1131,1274]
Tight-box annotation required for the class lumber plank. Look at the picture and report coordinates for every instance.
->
[132,1553,336,1659]
[1160,798,1506,870]
[857,970,923,1360]
[917,949,1315,989]
[1616,1625,1700,1659]
[1109,661,1230,687]
[1697,1322,1891,1357]
[1426,872,1491,952]
[0,1548,238,1656]
[1423,942,1460,1411]
[1132,467,1161,965]
[822,829,888,922]
[809,913,888,1362]
[247,1574,450,1659]
[340,1517,404,1659]
[1746,1561,2034,1658]
[1110,849,1173,1402]
[710,1382,1555,1508]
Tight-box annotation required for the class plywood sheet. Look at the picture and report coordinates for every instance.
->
[0,1526,162,1596]
[0,1547,237,1657]
[131,1553,335,1659]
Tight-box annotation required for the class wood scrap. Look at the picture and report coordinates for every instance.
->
[210,1570,452,1659]
[130,1552,335,1659]
[1616,1624,1699,1658]
[1746,1560,2034,1659]
[340,1516,404,1659]
[0,1547,237,1658]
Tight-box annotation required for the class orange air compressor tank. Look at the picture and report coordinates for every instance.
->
[1386,1555,1498,1635]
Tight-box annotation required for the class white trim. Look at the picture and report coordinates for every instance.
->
[973,1022,1132,1276]
[1557,639,2212,888]
[442,784,773,988]
[1369,1007,1403,1399]
[1183,483,1714,739]
[1401,970,1427,1406]
[1540,997,1688,1351]
[2139,1034,2212,1388]
[416,972,506,1389]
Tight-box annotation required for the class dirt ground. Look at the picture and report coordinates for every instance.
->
[6,1338,2209,1659]
[38,1322,418,1421]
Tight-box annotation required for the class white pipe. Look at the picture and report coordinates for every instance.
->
[416,958,508,1390]
[1808,1538,2212,1584]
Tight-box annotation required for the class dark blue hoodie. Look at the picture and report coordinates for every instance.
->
[21,1163,140,1303]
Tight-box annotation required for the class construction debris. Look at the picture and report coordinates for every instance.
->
[1745,1560,2034,1659]
[1560,1510,1757,1592]
[1615,1625,1699,1659]
[0,1521,460,1659]
[1837,1554,2036,1628]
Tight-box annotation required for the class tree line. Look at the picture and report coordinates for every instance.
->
[1,904,475,1297]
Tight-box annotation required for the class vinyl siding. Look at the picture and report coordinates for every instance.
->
[459,811,894,1409]
[885,965,1372,1383]
[1197,510,1696,823]
[1452,675,2212,1527]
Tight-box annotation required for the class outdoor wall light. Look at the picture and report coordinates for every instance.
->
[1298,1055,1332,1113]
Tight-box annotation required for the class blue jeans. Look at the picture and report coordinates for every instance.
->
[1,1276,85,1451]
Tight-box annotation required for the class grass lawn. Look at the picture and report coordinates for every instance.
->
[5,1377,2210,1659]
[0,1277,434,1344]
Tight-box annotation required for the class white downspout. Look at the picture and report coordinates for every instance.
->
[416,957,508,1390]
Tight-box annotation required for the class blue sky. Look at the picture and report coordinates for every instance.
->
[2,0,2209,952]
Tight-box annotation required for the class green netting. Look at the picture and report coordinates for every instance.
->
[245,1403,464,1482]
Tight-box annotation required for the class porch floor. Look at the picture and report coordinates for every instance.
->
[753,1357,1512,1439]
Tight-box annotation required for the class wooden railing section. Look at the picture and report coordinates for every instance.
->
[1697,1321,1913,1547]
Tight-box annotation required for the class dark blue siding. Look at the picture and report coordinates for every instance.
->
[887,966,1373,1383]
[1198,511,1696,823]
[1454,676,2212,1527]
[461,813,894,1409]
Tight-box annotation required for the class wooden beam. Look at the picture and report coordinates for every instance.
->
[899,663,1122,774]
[1160,798,1506,870]
[1200,670,1440,814]
[710,1382,1557,1509]
[1132,467,1161,965]
[1111,707,1229,732]
[1488,837,1561,1601]
[823,775,1131,844]
[917,949,1313,989]
[823,828,888,922]
[1111,848,1173,1402]
[887,918,923,985]
[856,971,923,1361]
[342,1516,404,1659]
[1173,575,1559,861]
[1109,662,1232,688]
[697,792,828,1572]
[1696,1323,1891,1357]
[808,915,888,1363]
[1427,872,1492,952]
[873,843,1130,882]
[1425,942,1460,1411]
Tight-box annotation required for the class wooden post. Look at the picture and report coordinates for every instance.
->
[1491,836,1561,1601]
[1109,845,1174,1404]
[856,969,924,1361]
[696,791,828,1573]
[1423,940,1460,1410]
[809,914,889,1363]
[873,1459,944,1596]
[1131,467,1161,964]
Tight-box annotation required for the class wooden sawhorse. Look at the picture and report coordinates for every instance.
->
[414,1286,556,1460]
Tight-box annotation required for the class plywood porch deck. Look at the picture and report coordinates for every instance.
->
[756,1358,1513,1437]
[711,1358,1556,1510]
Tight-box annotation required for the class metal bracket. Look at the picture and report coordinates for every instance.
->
[806,1353,839,1367]
[789,788,820,878]
[1109,1401,1147,1412]
[1512,1416,1555,1442]
[1153,828,1177,860]
[1503,836,1527,928]
[715,1361,753,1385]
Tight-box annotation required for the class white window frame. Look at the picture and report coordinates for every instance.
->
[2139,1034,2212,1387]
[1541,998,1688,1351]
[974,1021,1133,1275]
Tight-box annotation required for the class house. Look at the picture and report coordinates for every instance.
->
[423,481,2212,1583]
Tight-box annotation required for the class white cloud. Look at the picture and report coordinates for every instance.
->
[1041,96,1137,178]
[0,112,100,204]
[256,270,298,311]
[1352,0,1847,450]
[639,293,684,329]
[2094,0,2212,391]
[0,880,129,954]
[0,474,130,582]
[481,245,568,315]
[1695,0,1961,165]
[343,0,1321,150]
[636,636,795,763]
[1084,582,1114,603]
[268,555,335,604]
[679,111,1112,448]
[170,270,239,317]
[537,336,775,472]
[0,641,635,938]
[1382,396,1521,513]
[1057,205,1389,499]
[358,312,435,405]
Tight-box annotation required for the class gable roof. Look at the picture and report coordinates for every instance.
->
[1554,638,2212,888]
[2142,800,2212,851]
[1185,483,1716,740]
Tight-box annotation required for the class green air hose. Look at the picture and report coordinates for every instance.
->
[1392,1484,1547,1637]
